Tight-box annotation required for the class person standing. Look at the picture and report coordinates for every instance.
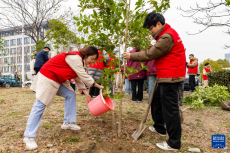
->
[34,47,50,74]
[88,50,110,97]
[146,38,157,103]
[124,12,185,151]
[23,46,104,150]
[30,53,37,81]
[127,45,147,103]
[203,62,211,87]
[187,54,198,92]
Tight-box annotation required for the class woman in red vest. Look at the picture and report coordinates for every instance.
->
[23,46,104,150]
[203,62,211,87]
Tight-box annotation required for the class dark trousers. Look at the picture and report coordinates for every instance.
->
[34,68,41,75]
[89,86,100,97]
[131,79,144,101]
[151,83,181,149]
[189,75,195,91]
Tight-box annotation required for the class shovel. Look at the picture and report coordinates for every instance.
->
[132,81,157,140]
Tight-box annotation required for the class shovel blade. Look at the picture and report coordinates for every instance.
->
[132,122,147,140]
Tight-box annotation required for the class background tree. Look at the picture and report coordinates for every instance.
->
[45,19,78,54]
[216,59,230,68]
[178,0,230,47]
[0,0,74,48]
[75,0,170,137]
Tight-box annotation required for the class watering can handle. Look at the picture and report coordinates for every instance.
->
[100,89,106,104]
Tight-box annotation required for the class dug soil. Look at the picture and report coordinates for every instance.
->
[0,88,229,153]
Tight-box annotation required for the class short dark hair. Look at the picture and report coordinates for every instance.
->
[44,46,51,51]
[143,12,165,29]
[79,46,99,59]
[205,62,210,66]
[189,54,194,57]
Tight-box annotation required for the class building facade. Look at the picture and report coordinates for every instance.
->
[0,23,78,80]
[225,53,230,63]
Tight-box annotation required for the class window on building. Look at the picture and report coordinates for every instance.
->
[26,65,30,72]
[4,57,9,63]
[24,46,30,54]
[17,38,22,45]
[25,55,31,63]
[4,66,9,73]
[17,47,22,55]
[17,56,22,63]
[31,38,35,44]
[24,37,30,44]
[31,46,35,52]
[17,65,22,71]
[11,66,16,73]
[4,49,9,55]
[0,50,2,55]
[10,48,16,55]
[10,57,16,64]
[4,40,9,46]
[10,39,16,46]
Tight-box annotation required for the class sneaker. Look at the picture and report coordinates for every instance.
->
[137,101,142,103]
[156,141,178,151]
[132,101,137,102]
[61,123,81,130]
[149,126,166,137]
[23,137,38,150]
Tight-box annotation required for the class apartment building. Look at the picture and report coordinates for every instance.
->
[0,22,78,80]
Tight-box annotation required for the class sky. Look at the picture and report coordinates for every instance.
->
[60,0,230,62]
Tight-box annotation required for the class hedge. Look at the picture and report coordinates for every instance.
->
[207,70,230,91]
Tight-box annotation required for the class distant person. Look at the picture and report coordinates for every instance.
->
[203,62,211,87]
[88,50,110,97]
[30,53,37,81]
[34,47,50,74]
[187,54,198,92]
[14,71,19,81]
[127,43,147,103]
[146,37,156,103]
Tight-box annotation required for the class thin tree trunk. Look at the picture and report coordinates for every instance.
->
[118,0,131,137]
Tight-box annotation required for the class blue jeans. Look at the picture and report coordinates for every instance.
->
[24,84,77,137]
[125,79,132,94]
[147,75,156,103]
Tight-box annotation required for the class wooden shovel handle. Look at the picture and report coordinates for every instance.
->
[143,81,157,123]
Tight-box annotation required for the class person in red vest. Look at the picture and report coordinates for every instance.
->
[187,54,198,92]
[23,46,104,150]
[124,12,185,151]
[88,50,110,97]
[203,62,211,87]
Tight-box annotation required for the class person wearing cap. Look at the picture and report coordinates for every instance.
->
[203,62,211,87]
[34,47,50,74]
[187,54,198,92]
[123,12,185,151]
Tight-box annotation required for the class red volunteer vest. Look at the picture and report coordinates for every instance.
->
[89,50,105,70]
[187,59,198,74]
[155,24,186,78]
[203,67,211,80]
[40,51,83,84]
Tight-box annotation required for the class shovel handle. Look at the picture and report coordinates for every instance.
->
[143,81,157,123]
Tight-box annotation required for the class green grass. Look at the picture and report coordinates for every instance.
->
[43,124,54,129]
[62,137,80,143]
[59,114,64,117]
[0,99,5,102]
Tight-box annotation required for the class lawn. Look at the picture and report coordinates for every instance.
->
[0,87,229,152]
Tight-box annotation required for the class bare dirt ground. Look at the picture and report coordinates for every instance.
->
[0,87,229,153]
